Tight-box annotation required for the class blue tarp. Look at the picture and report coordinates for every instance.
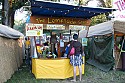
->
[31,0,116,19]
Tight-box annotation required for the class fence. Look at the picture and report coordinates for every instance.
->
[0,37,23,83]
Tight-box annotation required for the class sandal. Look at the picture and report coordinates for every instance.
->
[70,79,76,82]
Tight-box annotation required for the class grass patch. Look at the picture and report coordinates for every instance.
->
[6,63,125,83]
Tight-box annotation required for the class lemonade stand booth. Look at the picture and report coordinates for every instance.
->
[28,0,115,79]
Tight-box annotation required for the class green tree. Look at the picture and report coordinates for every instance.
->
[83,0,113,25]
[14,22,25,35]
[2,0,29,28]
[81,0,112,20]
[98,0,112,7]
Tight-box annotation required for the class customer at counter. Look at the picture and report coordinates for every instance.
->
[68,34,83,82]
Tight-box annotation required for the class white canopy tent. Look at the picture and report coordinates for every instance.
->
[79,21,114,38]
[0,24,24,39]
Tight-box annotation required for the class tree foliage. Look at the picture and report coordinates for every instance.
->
[14,21,26,35]
[11,0,29,10]
[98,0,112,7]
[87,0,113,25]
[91,14,107,26]
[2,0,29,28]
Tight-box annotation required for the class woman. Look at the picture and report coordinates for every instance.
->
[69,34,83,82]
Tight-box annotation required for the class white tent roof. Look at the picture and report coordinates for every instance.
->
[79,30,88,38]
[0,24,24,39]
[88,21,113,37]
[79,21,113,38]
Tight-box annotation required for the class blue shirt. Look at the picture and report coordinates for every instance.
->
[65,46,70,54]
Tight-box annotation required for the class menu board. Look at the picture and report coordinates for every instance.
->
[47,24,65,30]
[69,25,86,30]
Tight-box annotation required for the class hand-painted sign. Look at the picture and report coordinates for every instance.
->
[30,16,91,26]
[47,24,65,30]
[26,23,43,36]
[69,25,86,30]
[113,0,125,21]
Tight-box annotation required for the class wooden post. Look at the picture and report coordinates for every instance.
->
[69,30,71,41]
[57,33,61,57]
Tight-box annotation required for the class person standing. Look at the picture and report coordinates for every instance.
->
[68,34,83,82]
[25,37,31,68]
[119,36,125,71]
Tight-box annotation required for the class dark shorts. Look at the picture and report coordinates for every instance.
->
[70,54,83,66]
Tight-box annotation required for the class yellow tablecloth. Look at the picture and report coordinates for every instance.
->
[32,57,85,79]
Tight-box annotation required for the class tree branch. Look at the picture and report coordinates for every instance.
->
[98,0,106,7]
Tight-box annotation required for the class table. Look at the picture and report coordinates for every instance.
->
[32,57,85,79]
